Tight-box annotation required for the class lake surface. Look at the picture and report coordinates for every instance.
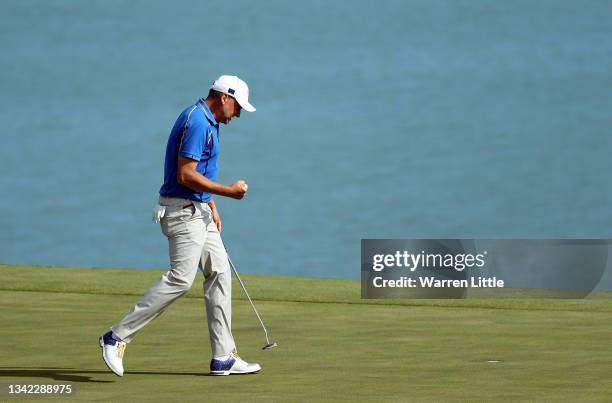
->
[1,0,611,280]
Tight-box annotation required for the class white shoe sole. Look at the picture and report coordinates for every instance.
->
[99,337,124,377]
[210,370,231,376]
[210,368,262,376]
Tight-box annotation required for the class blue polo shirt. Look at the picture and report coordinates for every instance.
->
[159,99,220,202]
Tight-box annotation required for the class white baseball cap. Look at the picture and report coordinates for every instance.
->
[210,75,256,112]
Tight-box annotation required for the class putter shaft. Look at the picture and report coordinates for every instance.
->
[227,255,276,348]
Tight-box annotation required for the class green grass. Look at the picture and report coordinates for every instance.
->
[1,264,612,402]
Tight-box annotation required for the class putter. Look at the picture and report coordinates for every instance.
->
[227,254,278,350]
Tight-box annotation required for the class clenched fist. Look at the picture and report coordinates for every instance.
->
[229,180,248,199]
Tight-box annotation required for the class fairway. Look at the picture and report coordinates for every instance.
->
[1,265,612,402]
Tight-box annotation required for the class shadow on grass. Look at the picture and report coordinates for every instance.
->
[0,367,209,383]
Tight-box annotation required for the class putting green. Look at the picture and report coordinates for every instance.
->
[1,264,612,402]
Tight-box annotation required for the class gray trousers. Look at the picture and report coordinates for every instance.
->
[111,196,236,357]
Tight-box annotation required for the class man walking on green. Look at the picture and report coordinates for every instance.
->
[100,75,261,376]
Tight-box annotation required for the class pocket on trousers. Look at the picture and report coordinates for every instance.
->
[180,204,198,222]
[161,207,190,238]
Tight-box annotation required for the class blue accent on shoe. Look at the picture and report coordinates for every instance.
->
[102,331,117,346]
[210,356,236,371]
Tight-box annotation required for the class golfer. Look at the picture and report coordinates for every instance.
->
[99,75,261,376]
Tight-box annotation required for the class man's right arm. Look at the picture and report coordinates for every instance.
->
[177,156,247,199]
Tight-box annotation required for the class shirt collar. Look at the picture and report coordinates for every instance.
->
[197,99,218,126]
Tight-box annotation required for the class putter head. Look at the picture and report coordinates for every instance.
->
[262,342,278,350]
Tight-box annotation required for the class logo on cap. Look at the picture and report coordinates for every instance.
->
[228,88,235,95]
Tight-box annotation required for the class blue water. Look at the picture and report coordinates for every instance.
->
[1,0,611,278]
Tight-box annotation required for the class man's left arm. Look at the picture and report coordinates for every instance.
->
[208,199,222,232]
